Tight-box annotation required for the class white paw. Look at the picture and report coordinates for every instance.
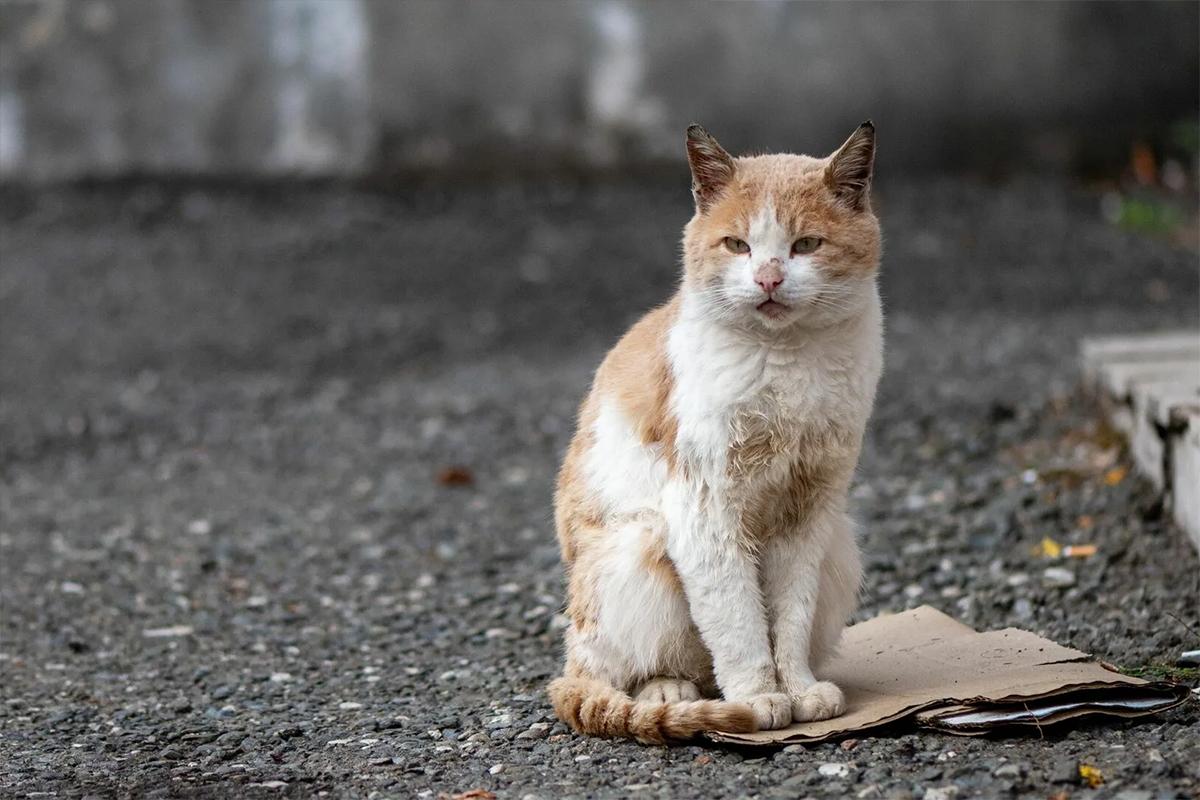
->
[634,678,701,704]
[791,681,845,722]
[745,692,793,730]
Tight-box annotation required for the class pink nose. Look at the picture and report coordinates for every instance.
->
[756,275,783,293]
[754,260,784,293]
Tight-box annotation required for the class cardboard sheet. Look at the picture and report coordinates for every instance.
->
[707,606,1190,746]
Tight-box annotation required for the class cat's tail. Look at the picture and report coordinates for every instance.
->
[547,675,757,744]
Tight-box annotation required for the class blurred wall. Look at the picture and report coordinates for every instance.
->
[1,0,1196,181]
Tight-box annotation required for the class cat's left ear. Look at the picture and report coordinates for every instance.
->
[825,121,875,211]
[686,124,735,213]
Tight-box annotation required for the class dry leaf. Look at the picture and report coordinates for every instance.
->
[1032,537,1062,559]
[1078,763,1104,788]
[437,466,474,486]
[1131,141,1157,186]
[1103,467,1127,486]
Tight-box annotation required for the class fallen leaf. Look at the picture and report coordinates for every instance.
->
[1131,141,1157,186]
[437,466,474,486]
[1032,537,1062,559]
[1040,467,1088,488]
[1078,763,1104,788]
[1103,467,1127,486]
[840,738,859,751]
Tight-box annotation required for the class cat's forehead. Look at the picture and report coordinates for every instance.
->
[712,154,835,229]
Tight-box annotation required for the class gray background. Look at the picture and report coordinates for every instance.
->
[1,0,1197,181]
[3,3,1199,797]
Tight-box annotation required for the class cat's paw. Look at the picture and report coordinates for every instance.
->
[744,692,793,730]
[634,678,701,703]
[790,681,845,722]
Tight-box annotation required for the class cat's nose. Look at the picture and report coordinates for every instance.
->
[754,260,784,293]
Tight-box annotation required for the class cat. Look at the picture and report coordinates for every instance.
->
[548,122,882,743]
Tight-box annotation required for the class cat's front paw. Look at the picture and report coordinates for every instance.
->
[791,681,845,722]
[743,692,793,730]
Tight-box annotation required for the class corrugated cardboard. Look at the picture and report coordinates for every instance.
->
[707,606,1190,746]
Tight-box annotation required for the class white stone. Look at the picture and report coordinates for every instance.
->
[923,788,959,800]
[818,762,850,778]
[141,625,193,638]
[1042,567,1076,588]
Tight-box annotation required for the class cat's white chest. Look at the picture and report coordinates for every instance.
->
[671,334,842,473]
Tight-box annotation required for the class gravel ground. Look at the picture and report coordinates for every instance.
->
[1,177,1197,799]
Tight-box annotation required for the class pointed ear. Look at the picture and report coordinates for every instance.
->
[686,124,735,212]
[825,121,875,210]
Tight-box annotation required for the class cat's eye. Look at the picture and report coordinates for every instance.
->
[723,237,750,255]
[792,236,823,255]
[723,237,750,254]
[720,236,748,255]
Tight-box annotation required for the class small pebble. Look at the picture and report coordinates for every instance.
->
[923,787,959,800]
[1042,567,1076,588]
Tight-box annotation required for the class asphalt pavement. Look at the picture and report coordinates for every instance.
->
[1,176,1197,799]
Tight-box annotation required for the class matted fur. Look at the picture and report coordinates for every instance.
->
[550,123,882,743]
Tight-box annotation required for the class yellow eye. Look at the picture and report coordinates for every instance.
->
[792,237,822,255]
[723,237,750,255]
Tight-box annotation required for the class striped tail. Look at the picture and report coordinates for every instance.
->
[548,675,757,745]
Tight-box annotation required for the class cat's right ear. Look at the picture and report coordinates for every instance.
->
[686,124,735,213]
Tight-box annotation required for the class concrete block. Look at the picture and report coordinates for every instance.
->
[1171,414,1200,552]
[1130,380,1200,490]
[1081,331,1200,552]
[1081,331,1200,381]
[1097,359,1200,402]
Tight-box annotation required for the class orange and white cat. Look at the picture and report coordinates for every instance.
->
[548,123,882,743]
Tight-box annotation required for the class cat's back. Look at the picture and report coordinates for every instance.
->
[592,295,681,448]
[554,296,681,558]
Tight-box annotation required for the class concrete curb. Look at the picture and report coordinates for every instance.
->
[1082,331,1200,551]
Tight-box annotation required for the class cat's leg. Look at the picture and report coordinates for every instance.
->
[663,484,793,730]
[567,515,710,693]
[809,519,862,671]
[762,508,860,722]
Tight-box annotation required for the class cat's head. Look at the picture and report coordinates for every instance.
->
[681,123,881,331]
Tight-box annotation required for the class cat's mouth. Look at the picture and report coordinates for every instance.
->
[755,298,791,319]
